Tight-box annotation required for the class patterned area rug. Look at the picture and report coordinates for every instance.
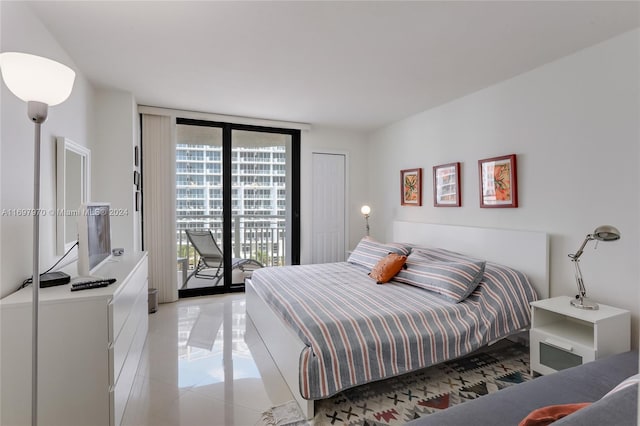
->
[312,342,531,425]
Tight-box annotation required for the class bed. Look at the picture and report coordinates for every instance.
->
[245,221,549,419]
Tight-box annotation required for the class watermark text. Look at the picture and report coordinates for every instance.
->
[2,208,129,217]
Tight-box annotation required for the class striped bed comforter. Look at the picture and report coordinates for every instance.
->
[251,256,537,400]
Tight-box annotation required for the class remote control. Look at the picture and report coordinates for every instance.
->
[70,278,117,291]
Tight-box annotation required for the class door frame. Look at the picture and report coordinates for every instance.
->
[177,118,301,297]
[311,149,350,261]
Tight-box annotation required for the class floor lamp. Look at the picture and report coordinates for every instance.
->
[0,52,75,425]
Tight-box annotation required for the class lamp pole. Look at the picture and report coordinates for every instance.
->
[28,101,50,425]
[31,107,45,426]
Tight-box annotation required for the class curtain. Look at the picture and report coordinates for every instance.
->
[141,114,177,303]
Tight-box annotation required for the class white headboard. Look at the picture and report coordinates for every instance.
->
[393,221,549,299]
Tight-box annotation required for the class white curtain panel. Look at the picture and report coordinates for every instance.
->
[141,114,178,303]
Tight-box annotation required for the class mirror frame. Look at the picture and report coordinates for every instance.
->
[56,137,91,255]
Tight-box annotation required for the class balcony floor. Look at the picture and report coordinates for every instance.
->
[179,270,248,291]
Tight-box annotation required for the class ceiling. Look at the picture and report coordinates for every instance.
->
[28,1,640,131]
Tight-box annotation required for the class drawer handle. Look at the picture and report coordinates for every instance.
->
[544,338,573,352]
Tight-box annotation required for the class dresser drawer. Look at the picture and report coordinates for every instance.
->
[109,279,147,385]
[109,256,148,342]
[112,304,149,426]
[530,329,595,375]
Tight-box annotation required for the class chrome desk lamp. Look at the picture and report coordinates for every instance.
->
[568,225,620,310]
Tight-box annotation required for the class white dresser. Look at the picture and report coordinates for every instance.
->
[0,252,149,426]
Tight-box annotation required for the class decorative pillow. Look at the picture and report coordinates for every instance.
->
[518,403,591,426]
[412,246,483,263]
[347,237,412,270]
[520,374,639,426]
[393,253,486,302]
[551,380,638,426]
[369,253,407,284]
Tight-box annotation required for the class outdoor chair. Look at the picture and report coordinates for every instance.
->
[184,229,264,286]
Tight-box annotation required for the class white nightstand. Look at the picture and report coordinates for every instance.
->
[530,296,630,375]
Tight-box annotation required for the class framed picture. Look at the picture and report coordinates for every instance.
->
[433,162,461,207]
[478,154,518,208]
[400,168,422,206]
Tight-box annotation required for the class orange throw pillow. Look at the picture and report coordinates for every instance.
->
[369,253,407,284]
[518,403,591,426]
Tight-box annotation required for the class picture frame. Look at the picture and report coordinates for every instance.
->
[478,154,518,208]
[433,162,461,207]
[400,168,422,206]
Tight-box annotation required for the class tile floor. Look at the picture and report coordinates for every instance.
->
[122,293,295,426]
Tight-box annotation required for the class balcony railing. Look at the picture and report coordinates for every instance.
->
[176,214,286,271]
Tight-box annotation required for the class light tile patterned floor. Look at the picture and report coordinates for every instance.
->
[122,293,295,426]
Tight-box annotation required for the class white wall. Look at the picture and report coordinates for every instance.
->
[368,29,640,348]
[301,127,368,264]
[0,2,96,298]
[0,3,140,297]
[93,89,140,254]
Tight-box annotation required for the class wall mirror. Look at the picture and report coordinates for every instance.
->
[56,137,91,255]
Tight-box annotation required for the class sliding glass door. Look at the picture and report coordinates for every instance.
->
[176,119,300,297]
[176,124,224,292]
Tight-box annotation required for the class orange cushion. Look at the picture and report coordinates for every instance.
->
[369,253,407,284]
[518,403,591,426]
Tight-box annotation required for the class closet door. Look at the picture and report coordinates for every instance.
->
[311,152,346,264]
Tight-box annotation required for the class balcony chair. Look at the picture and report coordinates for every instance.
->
[184,229,264,286]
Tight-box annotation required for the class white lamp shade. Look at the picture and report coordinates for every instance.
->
[0,52,75,106]
[360,205,371,215]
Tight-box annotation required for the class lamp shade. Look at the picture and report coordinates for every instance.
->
[0,52,75,106]
[592,225,620,241]
[361,205,371,215]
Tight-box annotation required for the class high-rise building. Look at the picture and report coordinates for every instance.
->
[176,144,287,266]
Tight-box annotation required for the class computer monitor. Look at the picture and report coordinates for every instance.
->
[77,203,112,277]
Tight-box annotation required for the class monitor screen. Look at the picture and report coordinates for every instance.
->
[87,204,111,270]
[78,203,111,276]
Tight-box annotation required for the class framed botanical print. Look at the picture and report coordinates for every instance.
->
[400,168,422,206]
[433,162,461,207]
[478,154,518,208]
